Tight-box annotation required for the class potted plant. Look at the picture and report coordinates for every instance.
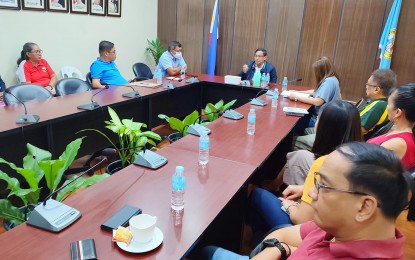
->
[158,110,200,143]
[204,99,237,122]
[80,107,161,174]
[145,37,166,65]
[0,138,109,229]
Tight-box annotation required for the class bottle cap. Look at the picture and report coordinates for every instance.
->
[176,166,184,173]
[250,108,255,112]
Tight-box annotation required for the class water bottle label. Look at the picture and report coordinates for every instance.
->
[199,139,210,149]
[172,175,186,191]
[248,115,256,123]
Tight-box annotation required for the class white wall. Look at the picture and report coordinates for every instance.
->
[0,1,157,86]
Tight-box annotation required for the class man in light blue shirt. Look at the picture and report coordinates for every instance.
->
[154,41,187,77]
[90,40,128,88]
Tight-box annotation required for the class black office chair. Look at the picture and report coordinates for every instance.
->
[86,72,92,87]
[132,63,153,81]
[364,121,394,140]
[4,84,53,106]
[55,78,91,96]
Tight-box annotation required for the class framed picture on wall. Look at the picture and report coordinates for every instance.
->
[47,0,68,12]
[90,0,104,16]
[70,0,88,14]
[0,0,21,10]
[106,0,120,17]
[22,0,46,11]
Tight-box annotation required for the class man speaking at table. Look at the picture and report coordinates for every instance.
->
[238,48,277,83]
[90,40,128,89]
[155,41,187,77]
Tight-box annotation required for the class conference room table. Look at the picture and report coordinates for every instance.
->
[0,75,309,259]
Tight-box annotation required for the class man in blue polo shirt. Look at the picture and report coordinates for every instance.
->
[90,40,128,88]
[154,41,187,77]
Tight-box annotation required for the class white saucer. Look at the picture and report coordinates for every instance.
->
[116,227,163,253]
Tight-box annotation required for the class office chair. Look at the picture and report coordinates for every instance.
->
[132,63,153,81]
[364,121,394,140]
[55,78,91,96]
[86,72,92,86]
[4,84,53,106]
[61,66,83,79]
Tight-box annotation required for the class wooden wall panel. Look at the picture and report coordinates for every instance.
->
[201,0,236,75]
[335,0,387,100]
[157,0,177,48]
[177,0,205,73]
[296,0,343,89]
[391,0,415,85]
[265,0,305,82]
[230,0,268,75]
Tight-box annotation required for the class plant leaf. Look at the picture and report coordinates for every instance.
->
[55,138,83,190]
[223,99,237,110]
[0,199,25,226]
[56,174,110,202]
[183,110,199,126]
[108,107,122,128]
[23,143,51,182]
[158,114,169,120]
[205,103,217,122]
[168,117,186,133]
[214,100,224,109]
[140,131,161,141]
[39,160,66,192]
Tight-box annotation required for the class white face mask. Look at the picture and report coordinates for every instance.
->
[173,52,182,59]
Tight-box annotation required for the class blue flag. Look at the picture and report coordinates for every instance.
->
[379,0,402,69]
[207,0,219,75]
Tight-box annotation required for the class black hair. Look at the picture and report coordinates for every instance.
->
[17,42,37,65]
[255,48,267,57]
[99,40,114,54]
[312,100,363,158]
[168,41,182,52]
[390,83,415,138]
[371,69,397,97]
[337,142,409,219]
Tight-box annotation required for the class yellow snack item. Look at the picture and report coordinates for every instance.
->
[112,226,132,245]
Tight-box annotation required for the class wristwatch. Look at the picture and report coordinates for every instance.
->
[263,238,287,260]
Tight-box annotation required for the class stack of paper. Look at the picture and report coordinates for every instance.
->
[281,91,310,98]
[283,107,309,117]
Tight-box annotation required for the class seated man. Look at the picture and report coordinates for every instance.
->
[204,142,408,259]
[90,40,128,89]
[238,48,277,83]
[293,69,396,151]
[155,41,187,77]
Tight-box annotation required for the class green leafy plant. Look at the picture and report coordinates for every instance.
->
[205,99,237,122]
[145,37,166,65]
[80,107,161,168]
[0,138,109,227]
[158,110,200,137]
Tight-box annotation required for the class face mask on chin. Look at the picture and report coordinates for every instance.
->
[173,52,182,59]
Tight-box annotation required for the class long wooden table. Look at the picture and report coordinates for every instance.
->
[0,75,309,259]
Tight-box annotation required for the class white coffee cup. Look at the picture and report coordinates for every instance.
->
[129,214,157,243]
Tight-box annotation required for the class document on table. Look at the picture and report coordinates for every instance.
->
[281,91,310,98]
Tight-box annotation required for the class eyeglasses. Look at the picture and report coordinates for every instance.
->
[107,50,116,54]
[31,50,43,54]
[313,172,369,196]
[365,83,382,89]
[254,55,264,58]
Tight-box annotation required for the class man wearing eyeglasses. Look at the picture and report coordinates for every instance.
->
[238,48,277,83]
[90,40,128,89]
[359,69,396,139]
[154,41,187,77]
[204,142,407,259]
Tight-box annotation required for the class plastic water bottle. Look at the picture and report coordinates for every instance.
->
[247,108,256,135]
[180,67,186,79]
[265,73,270,87]
[260,73,266,88]
[282,76,288,92]
[198,130,210,166]
[272,91,279,108]
[171,166,186,212]
[253,71,261,87]
[155,69,162,84]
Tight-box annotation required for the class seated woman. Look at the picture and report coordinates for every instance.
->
[290,56,341,135]
[283,100,363,185]
[16,42,57,93]
[250,101,362,240]
[367,83,415,170]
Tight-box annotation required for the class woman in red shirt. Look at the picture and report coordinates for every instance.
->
[367,84,415,170]
[16,42,57,93]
